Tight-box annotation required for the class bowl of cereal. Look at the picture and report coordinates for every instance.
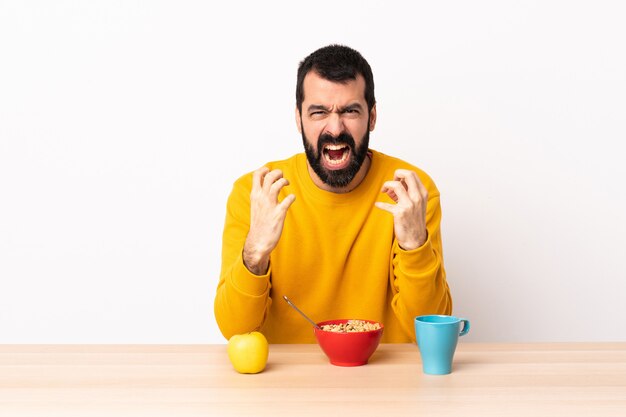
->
[314,319,384,366]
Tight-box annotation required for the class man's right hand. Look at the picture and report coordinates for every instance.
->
[243,167,296,275]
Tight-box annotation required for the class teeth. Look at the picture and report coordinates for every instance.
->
[324,144,347,150]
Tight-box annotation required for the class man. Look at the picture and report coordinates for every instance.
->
[214,44,451,343]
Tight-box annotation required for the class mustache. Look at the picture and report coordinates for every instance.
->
[316,132,356,155]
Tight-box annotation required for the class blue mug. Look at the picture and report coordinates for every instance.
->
[414,315,470,375]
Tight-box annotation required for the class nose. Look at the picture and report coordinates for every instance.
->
[323,113,345,138]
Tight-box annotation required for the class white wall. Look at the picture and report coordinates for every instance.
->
[1,0,625,343]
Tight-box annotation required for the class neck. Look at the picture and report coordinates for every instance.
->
[307,152,372,194]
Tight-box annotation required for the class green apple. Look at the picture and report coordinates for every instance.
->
[227,331,269,374]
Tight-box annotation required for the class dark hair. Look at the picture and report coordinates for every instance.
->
[296,44,375,113]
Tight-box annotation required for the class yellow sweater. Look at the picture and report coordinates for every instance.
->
[214,149,452,343]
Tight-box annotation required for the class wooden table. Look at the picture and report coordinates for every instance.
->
[1,343,625,416]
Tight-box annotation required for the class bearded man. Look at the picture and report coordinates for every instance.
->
[214,44,452,343]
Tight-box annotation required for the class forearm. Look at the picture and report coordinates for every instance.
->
[214,252,272,339]
[390,234,452,340]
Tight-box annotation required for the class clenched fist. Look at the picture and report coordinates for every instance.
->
[374,169,428,251]
[243,167,296,275]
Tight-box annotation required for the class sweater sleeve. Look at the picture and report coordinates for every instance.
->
[214,176,272,340]
[389,193,452,341]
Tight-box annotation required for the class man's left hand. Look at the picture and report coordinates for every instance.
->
[374,169,428,251]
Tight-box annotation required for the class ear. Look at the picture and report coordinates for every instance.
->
[369,104,377,131]
[295,107,302,133]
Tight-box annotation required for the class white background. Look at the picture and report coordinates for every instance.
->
[1,1,625,343]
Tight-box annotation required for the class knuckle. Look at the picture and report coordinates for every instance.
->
[269,173,282,184]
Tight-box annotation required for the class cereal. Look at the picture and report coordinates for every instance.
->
[320,320,381,333]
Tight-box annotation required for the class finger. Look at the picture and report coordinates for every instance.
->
[278,194,296,212]
[269,177,290,199]
[401,170,428,200]
[262,169,284,192]
[374,201,395,213]
[415,176,428,201]
[252,166,270,191]
[381,180,410,203]
[380,187,399,203]
[394,169,420,200]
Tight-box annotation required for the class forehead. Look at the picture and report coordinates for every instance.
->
[302,71,367,106]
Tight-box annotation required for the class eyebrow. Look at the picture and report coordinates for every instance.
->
[307,103,364,113]
[340,103,364,113]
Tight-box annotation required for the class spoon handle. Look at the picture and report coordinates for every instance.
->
[283,296,322,330]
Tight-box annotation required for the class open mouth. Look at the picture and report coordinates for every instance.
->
[322,144,350,168]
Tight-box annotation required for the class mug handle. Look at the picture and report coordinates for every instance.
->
[459,319,470,337]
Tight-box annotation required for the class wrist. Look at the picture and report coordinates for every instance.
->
[242,245,270,275]
[399,232,427,251]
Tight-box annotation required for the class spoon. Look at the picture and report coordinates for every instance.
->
[283,296,322,330]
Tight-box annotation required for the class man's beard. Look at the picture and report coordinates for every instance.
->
[301,123,370,189]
